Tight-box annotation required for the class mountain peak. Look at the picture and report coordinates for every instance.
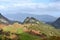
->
[0,13,1,15]
[57,17,60,21]
[52,17,60,28]
[23,17,40,24]
[55,17,60,23]
[0,13,3,17]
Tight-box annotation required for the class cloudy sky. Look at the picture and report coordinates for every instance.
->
[0,0,60,17]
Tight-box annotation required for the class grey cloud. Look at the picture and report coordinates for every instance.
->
[0,0,60,15]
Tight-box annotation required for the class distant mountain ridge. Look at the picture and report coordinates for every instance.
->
[0,13,60,31]
[1,13,59,28]
[3,13,57,23]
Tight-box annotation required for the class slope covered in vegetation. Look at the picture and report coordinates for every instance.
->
[0,22,60,40]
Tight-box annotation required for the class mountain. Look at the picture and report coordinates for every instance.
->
[0,13,11,24]
[0,13,60,40]
[0,13,21,24]
[23,17,40,24]
[3,13,57,23]
[2,19,60,40]
[52,17,60,28]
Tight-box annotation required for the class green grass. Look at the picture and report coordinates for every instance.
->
[1,22,60,40]
[3,26,24,34]
[2,26,42,40]
[27,23,60,37]
[20,33,42,40]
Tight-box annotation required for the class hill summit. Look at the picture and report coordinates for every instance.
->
[23,17,40,24]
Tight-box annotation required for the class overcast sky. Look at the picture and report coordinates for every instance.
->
[0,0,60,17]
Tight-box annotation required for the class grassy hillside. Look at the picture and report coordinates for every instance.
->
[0,22,60,40]
[26,23,60,37]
